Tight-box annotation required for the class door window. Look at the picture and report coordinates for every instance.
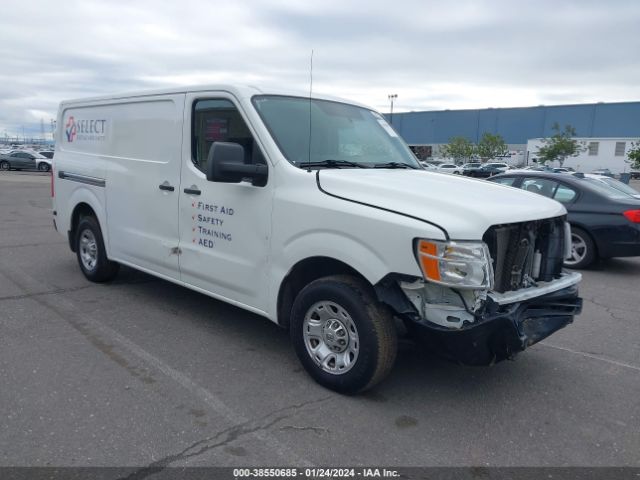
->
[553,184,577,203]
[192,99,265,174]
[521,178,558,198]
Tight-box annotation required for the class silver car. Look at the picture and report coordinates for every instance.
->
[0,151,38,171]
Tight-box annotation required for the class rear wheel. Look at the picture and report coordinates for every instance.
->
[564,227,596,269]
[0,161,9,171]
[75,216,119,282]
[290,275,397,394]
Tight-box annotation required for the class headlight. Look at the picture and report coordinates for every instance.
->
[415,239,494,290]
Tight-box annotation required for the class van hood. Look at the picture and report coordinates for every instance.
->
[317,169,567,239]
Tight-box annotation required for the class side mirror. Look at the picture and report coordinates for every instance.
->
[206,142,268,186]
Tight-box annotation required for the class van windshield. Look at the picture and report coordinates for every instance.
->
[252,95,420,169]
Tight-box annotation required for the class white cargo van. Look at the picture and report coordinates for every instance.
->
[52,85,582,393]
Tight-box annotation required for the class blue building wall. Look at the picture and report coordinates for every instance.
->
[388,101,640,144]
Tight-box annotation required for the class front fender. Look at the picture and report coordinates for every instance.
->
[278,229,391,287]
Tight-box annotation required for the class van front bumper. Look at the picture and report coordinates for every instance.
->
[409,285,582,365]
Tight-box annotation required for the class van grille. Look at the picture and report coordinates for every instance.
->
[483,216,566,293]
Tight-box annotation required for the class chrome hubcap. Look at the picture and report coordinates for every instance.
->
[303,301,359,375]
[566,233,586,265]
[79,229,98,271]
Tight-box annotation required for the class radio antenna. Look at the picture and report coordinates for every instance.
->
[307,49,314,171]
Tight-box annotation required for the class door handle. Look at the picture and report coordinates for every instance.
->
[183,187,201,196]
[159,183,175,191]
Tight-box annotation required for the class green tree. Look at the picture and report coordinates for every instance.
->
[476,133,508,162]
[536,123,585,167]
[440,136,475,164]
[626,141,640,169]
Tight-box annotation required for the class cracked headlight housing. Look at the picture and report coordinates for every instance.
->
[415,239,494,290]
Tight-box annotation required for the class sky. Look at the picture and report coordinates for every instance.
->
[1,0,639,140]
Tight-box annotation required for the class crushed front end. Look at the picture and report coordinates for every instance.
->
[380,215,583,365]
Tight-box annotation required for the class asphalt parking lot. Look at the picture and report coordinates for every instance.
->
[1,171,639,469]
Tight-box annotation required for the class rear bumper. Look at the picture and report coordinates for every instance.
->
[409,285,582,365]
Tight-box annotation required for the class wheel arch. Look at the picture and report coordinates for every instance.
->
[276,256,373,330]
[569,222,599,258]
[66,189,108,254]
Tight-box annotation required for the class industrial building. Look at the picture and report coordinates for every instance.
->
[389,101,640,172]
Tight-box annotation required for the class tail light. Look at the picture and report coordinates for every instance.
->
[623,210,640,223]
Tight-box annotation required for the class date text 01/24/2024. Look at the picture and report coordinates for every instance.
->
[232,467,400,478]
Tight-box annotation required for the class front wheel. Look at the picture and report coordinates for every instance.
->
[38,162,50,172]
[290,275,397,394]
[564,227,596,269]
[75,216,120,282]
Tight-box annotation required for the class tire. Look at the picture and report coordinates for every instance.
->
[0,161,10,171]
[290,275,397,394]
[38,162,50,172]
[564,227,596,269]
[75,216,119,282]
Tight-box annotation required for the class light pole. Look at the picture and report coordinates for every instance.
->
[388,94,398,125]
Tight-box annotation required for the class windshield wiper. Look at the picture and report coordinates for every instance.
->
[373,162,417,169]
[300,159,367,169]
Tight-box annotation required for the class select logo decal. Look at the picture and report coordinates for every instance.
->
[65,116,108,143]
[65,116,77,142]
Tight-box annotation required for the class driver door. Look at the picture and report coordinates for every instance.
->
[178,92,273,314]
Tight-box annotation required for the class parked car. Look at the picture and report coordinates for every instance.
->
[579,173,640,199]
[0,151,38,171]
[488,171,640,268]
[419,161,437,170]
[462,162,482,174]
[521,165,553,171]
[591,168,614,177]
[436,163,463,174]
[39,150,55,159]
[463,163,505,178]
[484,162,510,172]
[0,150,51,172]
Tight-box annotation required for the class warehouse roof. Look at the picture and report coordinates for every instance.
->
[388,101,640,145]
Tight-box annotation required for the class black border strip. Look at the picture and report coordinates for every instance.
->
[315,170,449,240]
[58,171,106,188]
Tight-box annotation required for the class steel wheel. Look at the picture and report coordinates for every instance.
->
[303,301,359,375]
[79,229,98,271]
[291,275,397,393]
[75,216,119,282]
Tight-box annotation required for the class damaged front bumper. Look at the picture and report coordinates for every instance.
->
[379,272,583,366]
[410,284,582,365]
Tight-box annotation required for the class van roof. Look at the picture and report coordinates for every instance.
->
[60,84,370,109]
